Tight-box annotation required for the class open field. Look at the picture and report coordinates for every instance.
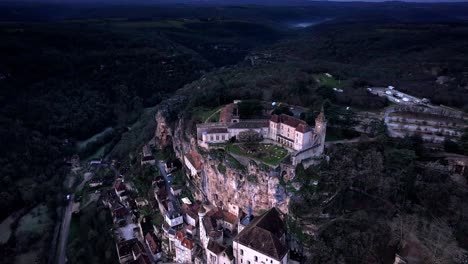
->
[226,143,288,165]
[192,106,223,123]
[0,210,24,244]
[15,205,51,235]
[313,73,343,88]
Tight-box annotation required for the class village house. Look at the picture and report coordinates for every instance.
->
[174,231,197,263]
[170,185,183,196]
[165,210,184,228]
[145,232,162,261]
[135,197,149,208]
[184,151,203,177]
[114,179,126,196]
[184,209,198,227]
[116,238,138,264]
[165,160,179,173]
[141,144,156,166]
[233,208,289,264]
[88,178,104,188]
[207,241,235,264]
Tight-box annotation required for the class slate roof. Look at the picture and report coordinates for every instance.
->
[234,208,287,261]
[117,238,138,257]
[132,241,145,256]
[228,120,269,129]
[206,128,229,134]
[207,240,226,255]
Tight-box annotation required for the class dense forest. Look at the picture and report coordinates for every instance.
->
[0,15,285,263]
[289,135,468,263]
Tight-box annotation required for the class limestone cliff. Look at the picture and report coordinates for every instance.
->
[154,107,291,215]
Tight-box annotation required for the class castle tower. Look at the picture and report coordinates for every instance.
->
[198,206,208,249]
[314,107,327,155]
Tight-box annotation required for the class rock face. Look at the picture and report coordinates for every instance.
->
[155,110,291,215]
[155,111,173,149]
[201,159,290,214]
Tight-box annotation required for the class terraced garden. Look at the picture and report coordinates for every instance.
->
[226,143,288,166]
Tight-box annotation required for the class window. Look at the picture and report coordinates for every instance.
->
[216,135,219,140]
[240,249,243,255]
[248,261,251,264]
[255,256,258,261]
[210,136,213,141]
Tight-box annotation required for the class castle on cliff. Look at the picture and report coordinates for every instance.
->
[196,101,327,166]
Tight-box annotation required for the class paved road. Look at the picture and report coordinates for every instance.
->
[57,194,74,264]
[156,161,177,209]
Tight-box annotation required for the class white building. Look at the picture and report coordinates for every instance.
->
[233,208,288,264]
[207,240,235,264]
[165,211,184,228]
[196,105,327,163]
[184,152,202,177]
[141,144,155,165]
[174,231,196,263]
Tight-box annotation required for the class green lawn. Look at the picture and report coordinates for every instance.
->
[226,143,288,166]
[192,106,222,123]
[313,73,342,88]
[15,205,51,235]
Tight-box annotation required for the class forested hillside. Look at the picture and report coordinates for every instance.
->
[0,17,286,222]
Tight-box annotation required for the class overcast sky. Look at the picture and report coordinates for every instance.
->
[2,0,468,3]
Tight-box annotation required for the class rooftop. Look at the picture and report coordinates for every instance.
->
[145,232,160,254]
[270,114,311,133]
[207,240,226,255]
[228,120,269,129]
[234,208,287,261]
[206,127,229,134]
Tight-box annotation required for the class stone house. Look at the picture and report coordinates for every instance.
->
[207,240,235,264]
[145,232,162,261]
[233,208,288,264]
[174,231,196,263]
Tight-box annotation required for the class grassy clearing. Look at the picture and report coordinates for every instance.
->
[15,205,51,235]
[0,211,19,244]
[226,143,288,166]
[326,127,361,141]
[192,106,222,123]
[68,217,80,244]
[77,127,113,150]
[313,73,342,88]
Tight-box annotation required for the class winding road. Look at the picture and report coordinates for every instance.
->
[57,194,74,264]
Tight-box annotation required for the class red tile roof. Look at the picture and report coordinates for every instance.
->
[175,230,185,241]
[114,180,126,192]
[270,114,311,133]
[181,237,195,250]
[145,232,160,255]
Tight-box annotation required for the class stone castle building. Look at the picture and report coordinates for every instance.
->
[196,102,327,166]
